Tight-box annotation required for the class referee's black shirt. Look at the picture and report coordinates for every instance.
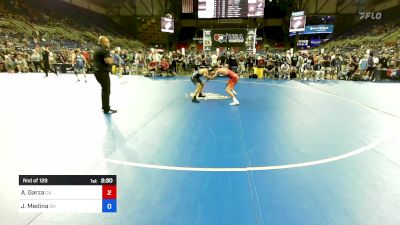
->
[93,46,112,72]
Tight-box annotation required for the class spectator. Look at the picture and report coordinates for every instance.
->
[211,52,218,68]
[264,58,276,79]
[302,60,314,81]
[364,52,374,81]
[111,50,123,78]
[359,54,369,80]
[42,46,58,77]
[159,57,170,76]
[31,49,42,72]
[146,59,158,77]
[313,61,323,81]
[15,54,28,73]
[238,53,246,77]
[5,55,15,73]
[330,53,340,79]
[246,52,255,75]
[227,51,238,72]
[72,48,87,82]
[280,60,290,79]
[176,51,184,74]
[0,52,6,72]
[320,53,332,80]
[218,53,226,67]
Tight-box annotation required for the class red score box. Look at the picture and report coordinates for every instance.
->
[102,185,117,199]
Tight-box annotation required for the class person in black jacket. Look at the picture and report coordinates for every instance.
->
[218,53,226,67]
[227,52,238,72]
[246,53,255,75]
[42,46,58,78]
[93,36,117,114]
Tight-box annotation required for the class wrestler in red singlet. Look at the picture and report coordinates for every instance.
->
[227,69,239,90]
[212,68,240,106]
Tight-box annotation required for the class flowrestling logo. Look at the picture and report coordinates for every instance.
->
[359,12,382,20]
[213,33,244,43]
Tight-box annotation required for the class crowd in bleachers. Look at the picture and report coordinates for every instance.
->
[0,0,142,51]
[0,0,143,77]
[1,43,398,82]
[1,29,399,81]
[136,45,399,82]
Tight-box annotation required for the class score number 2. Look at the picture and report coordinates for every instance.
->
[102,185,116,199]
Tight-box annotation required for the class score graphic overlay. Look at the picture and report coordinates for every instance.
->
[19,175,117,213]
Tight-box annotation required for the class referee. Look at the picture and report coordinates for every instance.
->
[93,36,117,114]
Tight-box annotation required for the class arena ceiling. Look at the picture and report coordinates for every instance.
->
[82,0,168,16]
[68,0,398,17]
[61,0,398,45]
[294,0,398,15]
[84,0,389,8]
[84,0,117,7]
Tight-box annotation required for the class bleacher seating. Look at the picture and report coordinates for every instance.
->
[0,0,144,50]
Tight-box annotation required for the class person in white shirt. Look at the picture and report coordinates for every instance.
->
[149,49,160,62]
[238,53,246,77]
[286,51,292,66]
[211,52,218,68]
[296,53,304,79]
[30,49,42,72]
[134,51,140,65]
[301,60,314,81]
[280,61,290,79]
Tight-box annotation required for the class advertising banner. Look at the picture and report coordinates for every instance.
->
[303,25,334,34]
[297,40,309,47]
[245,28,257,53]
[203,29,212,51]
[310,38,322,47]
[211,29,247,47]
[290,25,334,36]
